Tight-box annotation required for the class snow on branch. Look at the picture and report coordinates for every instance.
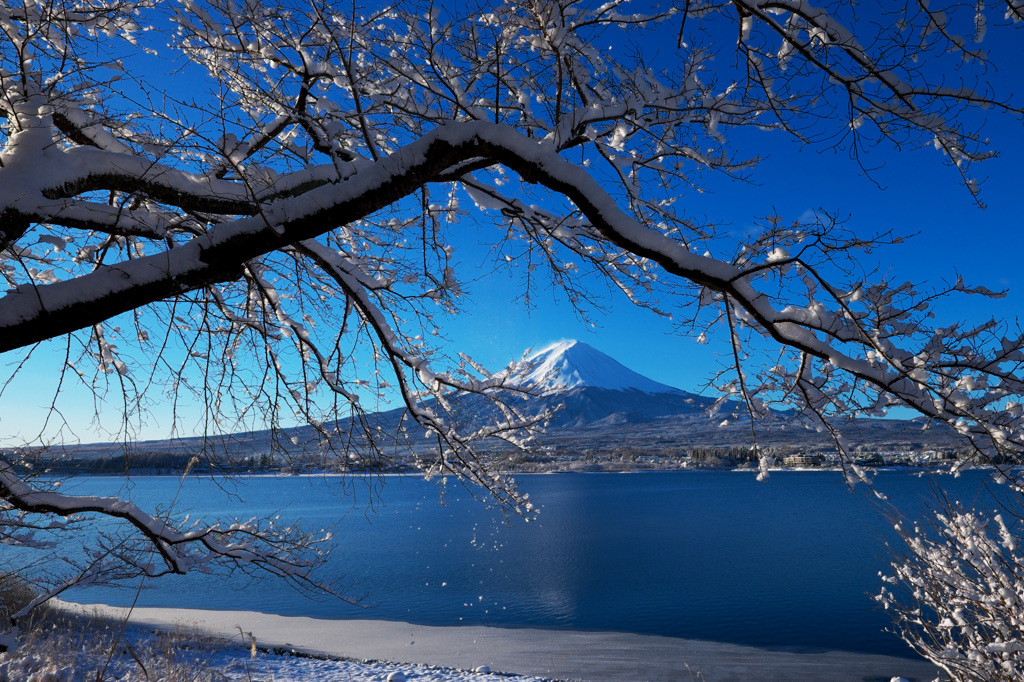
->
[880,500,1024,681]
[0,462,330,586]
[2,117,1020,466]
[0,0,1021,628]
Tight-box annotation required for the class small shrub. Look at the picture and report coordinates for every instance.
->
[0,573,35,624]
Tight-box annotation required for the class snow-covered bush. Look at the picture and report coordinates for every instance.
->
[880,504,1024,681]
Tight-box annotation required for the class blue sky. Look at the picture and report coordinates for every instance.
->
[448,108,1024,397]
[1,5,1022,445]
[427,5,1024,393]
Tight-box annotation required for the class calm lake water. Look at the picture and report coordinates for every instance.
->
[52,470,1008,658]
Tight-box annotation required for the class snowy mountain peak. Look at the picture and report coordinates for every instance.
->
[510,340,681,395]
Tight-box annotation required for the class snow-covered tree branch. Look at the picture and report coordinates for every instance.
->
[879,496,1024,681]
[0,0,1022,654]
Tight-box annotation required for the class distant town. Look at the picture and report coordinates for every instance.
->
[12,443,985,477]
[10,341,1000,478]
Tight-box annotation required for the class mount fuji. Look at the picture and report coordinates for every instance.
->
[445,339,955,450]
[62,338,962,466]
[65,339,721,462]
[488,339,716,428]
[510,340,683,395]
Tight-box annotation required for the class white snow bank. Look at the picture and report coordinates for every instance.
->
[53,600,941,682]
[1,624,545,682]
[206,646,543,681]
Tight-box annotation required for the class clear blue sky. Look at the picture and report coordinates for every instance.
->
[429,5,1024,398]
[447,112,1024,397]
[1,5,1022,445]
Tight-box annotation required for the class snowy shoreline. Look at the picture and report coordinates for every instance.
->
[54,462,975,478]
[54,600,942,682]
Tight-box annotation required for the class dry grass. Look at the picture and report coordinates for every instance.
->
[0,572,35,626]
[0,604,238,682]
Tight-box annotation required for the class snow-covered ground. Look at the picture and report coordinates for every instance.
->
[45,601,942,682]
[1,616,551,682]
[201,646,547,681]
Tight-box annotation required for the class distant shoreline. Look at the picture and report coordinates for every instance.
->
[41,461,981,478]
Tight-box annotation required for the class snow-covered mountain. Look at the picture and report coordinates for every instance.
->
[466,339,716,429]
[63,338,962,463]
[509,340,682,395]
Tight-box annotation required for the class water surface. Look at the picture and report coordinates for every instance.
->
[51,470,1006,658]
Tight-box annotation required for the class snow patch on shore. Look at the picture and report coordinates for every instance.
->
[0,623,553,682]
[211,646,550,681]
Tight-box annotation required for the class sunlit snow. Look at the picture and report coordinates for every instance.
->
[509,339,681,395]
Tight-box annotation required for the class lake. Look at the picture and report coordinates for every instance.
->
[50,469,1006,658]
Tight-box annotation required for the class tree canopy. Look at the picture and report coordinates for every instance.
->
[0,0,1022,656]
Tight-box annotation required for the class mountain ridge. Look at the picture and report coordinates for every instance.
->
[509,339,684,395]
[54,339,963,462]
